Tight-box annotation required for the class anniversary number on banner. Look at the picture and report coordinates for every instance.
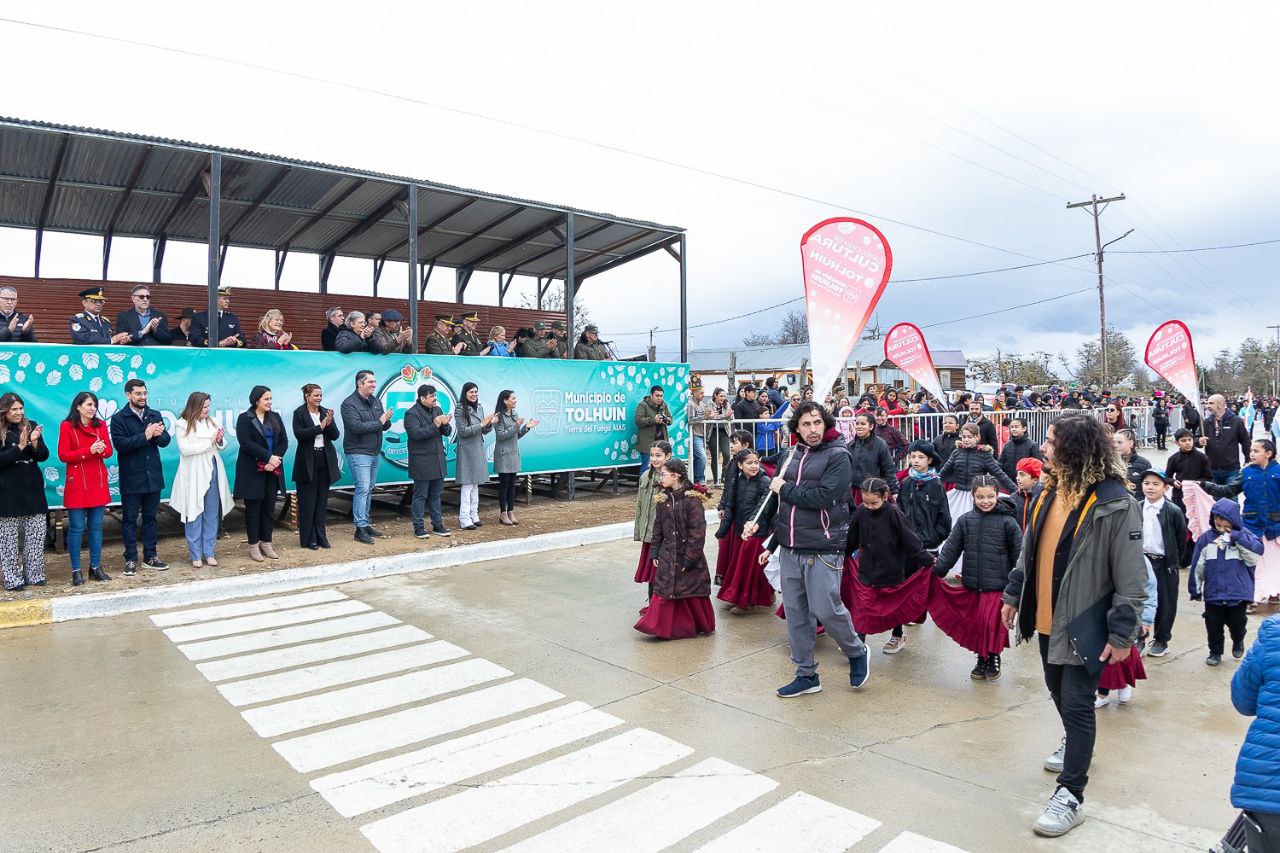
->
[0,344,689,509]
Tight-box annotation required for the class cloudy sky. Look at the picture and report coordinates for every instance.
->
[2,2,1278,365]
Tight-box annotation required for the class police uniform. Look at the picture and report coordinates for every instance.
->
[425,315,457,355]
[189,289,244,348]
[69,288,116,345]
[451,313,485,356]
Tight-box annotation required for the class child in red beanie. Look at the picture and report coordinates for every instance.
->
[1013,456,1044,531]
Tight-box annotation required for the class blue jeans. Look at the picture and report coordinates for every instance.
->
[412,478,444,531]
[692,435,707,484]
[638,452,649,473]
[1211,469,1237,486]
[66,506,105,570]
[347,453,377,528]
[183,470,221,561]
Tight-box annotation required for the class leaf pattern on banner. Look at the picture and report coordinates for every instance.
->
[69,365,82,380]
[45,370,61,386]
[42,467,58,482]
[17,353,30,368]
[0,366,8,383]
[129,355,142,369]
[34,361,45,374]
[0,351,13,361]
[82,352,99,369]
[145,363,156,376]
[14,370,24,382]
[106,365,124,384]
[106,352,127,363]
[57,354,69,367]
[88,377,103,393]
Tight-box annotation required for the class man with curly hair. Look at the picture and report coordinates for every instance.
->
[1001,414,1148,838]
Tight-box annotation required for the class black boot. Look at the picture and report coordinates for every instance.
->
[72,569,85,586]
[971,655,987,680]
[985,653,1002,680]
[89,565,111,582]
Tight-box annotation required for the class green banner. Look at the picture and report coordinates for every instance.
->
[0,344,690,509]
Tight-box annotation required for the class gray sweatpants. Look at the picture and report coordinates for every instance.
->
[779,547,867,677]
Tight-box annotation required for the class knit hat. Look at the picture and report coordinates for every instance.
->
[906,439,942,469]
[1015,457,1044,480]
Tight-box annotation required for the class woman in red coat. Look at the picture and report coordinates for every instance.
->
[58,391,114,585]
[634,459,715,640]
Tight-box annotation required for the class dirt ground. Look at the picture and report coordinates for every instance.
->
[2,487,639,602]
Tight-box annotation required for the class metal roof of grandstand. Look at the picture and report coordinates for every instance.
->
[0,117,684,282]
[687,341,966,372]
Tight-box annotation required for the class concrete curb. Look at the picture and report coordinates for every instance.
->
[45,520,637,625]
[0,598,53,628]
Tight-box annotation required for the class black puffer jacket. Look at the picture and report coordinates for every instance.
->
[934,497,1023,591]
[847,434,898,494]
[769,431,853,553]
[938,446,1015,493]
[897,474,951,548]
[726,470,773,538]
[1124,453,1152,489]
[935,431,960,473]
[997,435,1043,484]
[845,502,934,587]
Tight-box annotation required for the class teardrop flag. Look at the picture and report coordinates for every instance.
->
[1144,320,1200,410]
[801,218,893,401]
[884,322,944,402]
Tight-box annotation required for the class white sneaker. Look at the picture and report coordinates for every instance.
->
[883,636,906,654]
[1094,693,1110,709]
[1043,736,1066,773]
[1033,786,1086,837]
[1118,686,1133,704]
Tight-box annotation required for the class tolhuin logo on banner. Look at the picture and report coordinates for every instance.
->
[884,322,945,402]
[1144,320,1200,410]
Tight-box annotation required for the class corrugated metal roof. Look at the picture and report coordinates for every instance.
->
[688,341,967,372]
[0,117,684,281]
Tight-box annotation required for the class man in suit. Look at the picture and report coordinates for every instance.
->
[189,287,245,348]
[109,379,172,575]
[70,287,132,345]
[0,285,36,342]
[403,384,454,538]
[115,284,172,346]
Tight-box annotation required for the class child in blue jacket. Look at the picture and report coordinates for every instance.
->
[1231,613,1280,850]
[1191,499,1264,666]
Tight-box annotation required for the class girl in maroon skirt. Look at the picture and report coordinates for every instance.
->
[930,475,1023,680]
[1096,558,1156,706]
[716,449,777,614]
[635,459,715,640]
[713,430,755,585]
[633,440,672,612]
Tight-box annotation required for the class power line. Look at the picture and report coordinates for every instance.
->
[919,288,1094,329]
[1112,236,1280,253]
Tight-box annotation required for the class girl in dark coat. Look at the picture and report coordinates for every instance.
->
[713,430,754,584]
[716,449,776,613]
[897,440,951,549]
[939,423,1016,528]
[935,415,961,491]
[845,478,936,654]
[930,475,1023,680]
[234,385,289,562]
[633,441,672,600]
[635,459,715,640]
[292,384,341,550]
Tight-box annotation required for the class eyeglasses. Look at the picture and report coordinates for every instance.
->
[1106,408,1116,413]
[135,294,151,300]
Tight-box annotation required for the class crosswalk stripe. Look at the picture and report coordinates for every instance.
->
[242,658,510,738]
[359,728,694,853]
[274,678,563,773]
[150,589,349,627]
[195,625,433,681]
[162,600,372,643]
[694,791,881,853]
[501,757,778,853]
[177,612,400,661]
[313,701,623,818]
[217,642,469,707]
[877,831,969,852]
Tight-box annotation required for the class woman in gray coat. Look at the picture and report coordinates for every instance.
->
[454,381,495,530]
[494,389,539,526]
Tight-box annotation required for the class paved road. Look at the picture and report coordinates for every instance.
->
[1,530,1252,852]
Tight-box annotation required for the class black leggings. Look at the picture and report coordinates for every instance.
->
[244,477,278,544]
[498,473,518,512]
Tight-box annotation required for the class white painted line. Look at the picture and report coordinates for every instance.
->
[217,641,469,707]
[359,728,693,853]
[149,589,348,627]
[243,658,510,738]
[877,831,969,852]
[274,678,563,773]
[177,612,400,662]
[694,791,881,853]
[162,600,371,643]
[503,757,778,853]
[314,701,623,817]
[195,625,433,681]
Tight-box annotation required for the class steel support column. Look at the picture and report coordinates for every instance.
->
[206,153,222,347]
[101,234,113,280]
[373,257,386,296]
[565,212,576,359]
[455,267,473,303]
[407,186,419,351]
[152,235,167,283]
[274,249,287,289]
[419,259,435,297]
[678,234,688,362]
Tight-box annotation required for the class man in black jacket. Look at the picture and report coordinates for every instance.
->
[732,385,762,422]
[1199,394,1252,484]
[998,418,1044,483]
[747,402,870,698]
[115,285,172,346]
[0,285,36,342]
[109,379,171,575]
[964,400,998,449]
[403,384,454,538]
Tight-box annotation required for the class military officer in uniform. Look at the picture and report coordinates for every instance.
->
[549,320,570,358]
[451,311,490,356]
[189,287,245,348]
[425,314,465,355]
[573,324,612,360]
[70,287,132,345]
[521,320,559,359]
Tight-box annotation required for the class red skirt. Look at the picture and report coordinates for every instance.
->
[634,595,716,639]
[849,564,932,636]
[634,542,654,584]
[714,532,738,581]
[716,537,775,609]
[927,578,1010,656]
[1098,645,1148,690]
[775,555,856,620]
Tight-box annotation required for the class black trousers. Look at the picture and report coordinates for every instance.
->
[243,474,279,544]
[1039,633,1102,802]
[120,490,160,561]
[1204,601,1248,656]
[296,449,331,546]
[1154,422,1168,448]
[1151,560,1180,644]
[1246,809,1280,853]
[497,472,518,512]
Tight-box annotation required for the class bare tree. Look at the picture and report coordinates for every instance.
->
[741,308,809,346]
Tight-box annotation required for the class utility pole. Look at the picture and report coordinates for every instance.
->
[1066,193,1129,389]
[1269,324,1280,396]
[647,327,658,363]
